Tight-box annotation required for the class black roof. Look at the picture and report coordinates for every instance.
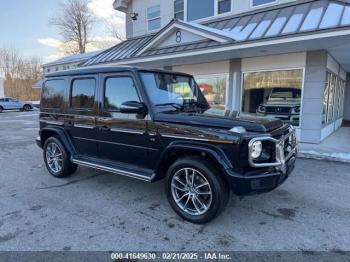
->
[45,66,192,78]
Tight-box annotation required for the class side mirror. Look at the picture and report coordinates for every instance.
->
[120,101,147,114]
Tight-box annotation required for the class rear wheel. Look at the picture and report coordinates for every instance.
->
[23,104,31,111]
[166,157,229,224]
[43,137,78,178]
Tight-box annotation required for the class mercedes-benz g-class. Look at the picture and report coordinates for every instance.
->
[36,66,297,223]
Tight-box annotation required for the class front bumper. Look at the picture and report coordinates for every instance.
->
[227,155,296,196]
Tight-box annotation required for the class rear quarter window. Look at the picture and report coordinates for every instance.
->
[42,79,66,109]
[70,78,96,109]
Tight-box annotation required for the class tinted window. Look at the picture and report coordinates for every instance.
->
[104,77,140,111]
[71,78,95,109]
[187,0,214,21]
[42,80,66,108]
[218,0,231,14]
[147,5,161,31]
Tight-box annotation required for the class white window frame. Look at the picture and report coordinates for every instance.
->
[240,67,305,128]
[147,5,161,32]
[250,0,277,9]
[184,0,233,23]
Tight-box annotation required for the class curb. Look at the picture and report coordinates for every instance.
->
[298,151,350,164]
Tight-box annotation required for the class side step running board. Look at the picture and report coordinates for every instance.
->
[71,158,155,182]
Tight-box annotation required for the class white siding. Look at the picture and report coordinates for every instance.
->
[242,52,306,72]
[127,0,298,38]
[327,54,340,74]
[173,61,230,75]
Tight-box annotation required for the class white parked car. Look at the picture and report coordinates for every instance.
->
[0,97,34,113]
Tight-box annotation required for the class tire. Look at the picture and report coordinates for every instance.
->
[165,157,229,224]
[0,106,3,113]
[23,104,31,111]
[43,137,78,178]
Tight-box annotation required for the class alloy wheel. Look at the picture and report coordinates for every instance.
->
[171,168,212,216]
[45,142,63,173]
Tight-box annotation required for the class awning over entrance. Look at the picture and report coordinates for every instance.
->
[82,0,350,67]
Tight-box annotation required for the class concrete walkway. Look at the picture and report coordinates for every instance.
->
[299,127,350,163]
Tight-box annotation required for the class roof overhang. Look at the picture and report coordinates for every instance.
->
[135,20,234,56]
[106,28,350,71]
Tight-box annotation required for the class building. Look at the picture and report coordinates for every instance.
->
[82,0,350,144]
[32,50,103,90]
[42,50,102,75]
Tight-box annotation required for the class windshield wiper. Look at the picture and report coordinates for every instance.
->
[154,103,184,110]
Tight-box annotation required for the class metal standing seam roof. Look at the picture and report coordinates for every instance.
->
[82,0,350,66]
[43,50,102,67]
[82,35,154,66]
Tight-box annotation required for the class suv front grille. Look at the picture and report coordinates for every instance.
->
[266,106,291,114]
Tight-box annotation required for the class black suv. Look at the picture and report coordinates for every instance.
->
[36,66,297,223]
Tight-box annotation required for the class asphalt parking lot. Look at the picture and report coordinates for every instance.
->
[0,110,350,252]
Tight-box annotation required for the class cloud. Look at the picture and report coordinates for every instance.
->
[39,0,125,63]
[88,0,116,19]
[38,38,63,49]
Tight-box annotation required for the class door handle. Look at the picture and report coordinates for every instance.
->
[66,121,74,127]
[100,126,111,132]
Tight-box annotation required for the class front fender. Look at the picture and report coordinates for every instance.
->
[154,140,233,176]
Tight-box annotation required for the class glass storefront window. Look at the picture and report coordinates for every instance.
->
[322,71,346,125]
[195,74,228,110]
[242,69,303,126]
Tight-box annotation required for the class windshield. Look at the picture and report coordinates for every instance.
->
[140,72,208,111]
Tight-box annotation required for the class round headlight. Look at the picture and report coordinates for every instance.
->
[251,141,263,159]
[258,105,266,113]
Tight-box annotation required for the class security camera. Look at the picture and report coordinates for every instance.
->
[130,12,139,21]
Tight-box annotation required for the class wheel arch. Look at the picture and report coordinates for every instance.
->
[154,141,232,182]
[40,127,76,156]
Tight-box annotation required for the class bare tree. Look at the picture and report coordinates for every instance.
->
[105,19,125,42]
[51,0,95,54]
[0,47,42,100]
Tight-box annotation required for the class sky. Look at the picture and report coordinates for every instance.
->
[0,0,125,62]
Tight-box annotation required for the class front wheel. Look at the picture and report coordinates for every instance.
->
[43,137,78,178]
[0,107,3,113]
[166,157,229,224]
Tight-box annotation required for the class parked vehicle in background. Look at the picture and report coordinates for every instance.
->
[256,88,301,126]
[36,66,297,224]
[0,97,33,113]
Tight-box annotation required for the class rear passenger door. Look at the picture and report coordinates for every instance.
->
[65,76,99,157]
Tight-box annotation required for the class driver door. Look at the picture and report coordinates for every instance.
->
[96,73,159,170]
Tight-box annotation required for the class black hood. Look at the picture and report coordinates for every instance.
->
[154,109,284,133]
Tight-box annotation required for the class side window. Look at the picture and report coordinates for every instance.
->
[70,78,96,109]
[42,79,66,109]
[104,77,140,112]
[174,0,184,20]
[147,5,161,31]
